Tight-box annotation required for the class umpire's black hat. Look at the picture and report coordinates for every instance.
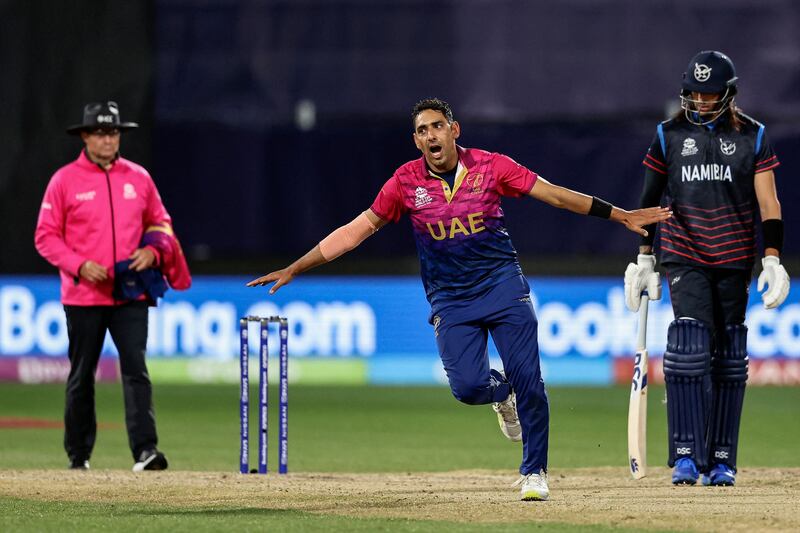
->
[66,101,138,135]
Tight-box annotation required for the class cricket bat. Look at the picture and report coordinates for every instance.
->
[628,292,649,479]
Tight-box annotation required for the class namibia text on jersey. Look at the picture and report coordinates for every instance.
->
[681,164,732,182]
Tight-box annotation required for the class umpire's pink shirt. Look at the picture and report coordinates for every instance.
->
[35,150,172,305]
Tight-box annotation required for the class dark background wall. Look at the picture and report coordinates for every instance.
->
[0,0,154,272]
[3,0,799,276]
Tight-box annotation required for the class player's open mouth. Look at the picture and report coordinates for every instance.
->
[429,145,442,156]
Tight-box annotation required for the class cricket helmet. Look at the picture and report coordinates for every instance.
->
[680,51,738,125]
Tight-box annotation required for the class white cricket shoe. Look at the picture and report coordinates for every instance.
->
[492,390,522,442]
[513,471,550,501]
[132,449,168,472]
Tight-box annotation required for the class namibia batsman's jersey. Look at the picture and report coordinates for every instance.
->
[370,146,537,310]
[642,113,779,269]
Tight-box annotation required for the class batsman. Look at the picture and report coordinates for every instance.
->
[625,50,791,486]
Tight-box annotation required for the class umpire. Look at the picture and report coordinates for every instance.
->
[625,51,790,486]
[35,101,174,471]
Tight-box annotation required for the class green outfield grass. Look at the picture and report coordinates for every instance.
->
[1,384,798,472]
[1,498,638,533]
[1,383,798,531]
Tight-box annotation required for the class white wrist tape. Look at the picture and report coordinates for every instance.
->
[318,212,378,261]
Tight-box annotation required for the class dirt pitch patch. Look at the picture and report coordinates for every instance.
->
[1,467,798,531]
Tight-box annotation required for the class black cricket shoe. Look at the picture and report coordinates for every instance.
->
[69,459,90,470]
[132,449,168,472]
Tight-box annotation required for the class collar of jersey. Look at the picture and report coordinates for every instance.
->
[428,159,468,203]
[691,111,721,131]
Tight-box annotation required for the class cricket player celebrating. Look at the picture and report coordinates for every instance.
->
[250,98,670,500]
[625,51,790,486]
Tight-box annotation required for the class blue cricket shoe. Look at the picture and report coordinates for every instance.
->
[672,457,700,485]
[702,463,736,486]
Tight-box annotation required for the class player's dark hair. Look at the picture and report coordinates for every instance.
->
[411,98,454,126]
[673,98,744,132]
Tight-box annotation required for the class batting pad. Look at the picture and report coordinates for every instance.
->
[663,319,712,470]
[708,324,748,470]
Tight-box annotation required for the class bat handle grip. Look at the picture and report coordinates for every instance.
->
[637,293,650,350]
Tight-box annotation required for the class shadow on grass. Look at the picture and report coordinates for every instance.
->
[118,507,304,517]
[0,496,639,532]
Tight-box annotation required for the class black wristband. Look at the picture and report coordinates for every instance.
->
[640,224,657,247]
[589,196,613,219]
[762,219,784,253]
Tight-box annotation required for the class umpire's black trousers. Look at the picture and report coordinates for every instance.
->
[63,301,159,462]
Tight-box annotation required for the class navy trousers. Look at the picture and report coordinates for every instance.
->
[432,274,549,474]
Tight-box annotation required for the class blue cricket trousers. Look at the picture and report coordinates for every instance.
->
[432,274,549,475]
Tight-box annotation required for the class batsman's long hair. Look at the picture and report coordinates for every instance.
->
[672,97,744,133]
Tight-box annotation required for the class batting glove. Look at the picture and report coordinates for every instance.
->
[624,254,661,312]
[757,256,790,309]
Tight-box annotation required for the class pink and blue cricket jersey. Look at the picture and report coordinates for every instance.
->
[371,146,549,474]
[370,146,537,309]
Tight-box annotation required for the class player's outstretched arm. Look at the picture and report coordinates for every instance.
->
[247,209,386,294]
[246,245,326,294]
[528,177,671,236]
